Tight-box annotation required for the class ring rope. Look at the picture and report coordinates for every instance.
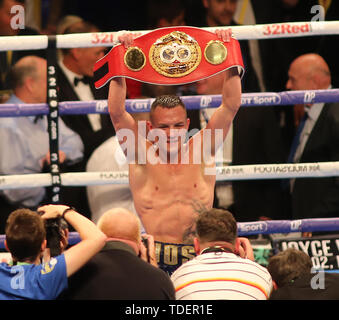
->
[1,161,339,190]
[1,217,339,249]
[1,89,339,117]
[0,21,339,51]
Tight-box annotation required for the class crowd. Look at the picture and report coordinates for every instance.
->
[1,0,339,300]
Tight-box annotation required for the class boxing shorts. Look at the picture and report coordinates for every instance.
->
[155,241,196,276]
[94,26,244,88]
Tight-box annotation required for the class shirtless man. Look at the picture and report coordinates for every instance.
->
[108,29,241,245]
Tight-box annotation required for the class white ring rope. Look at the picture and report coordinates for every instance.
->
[1,162,339,190]
[0,21,339,51]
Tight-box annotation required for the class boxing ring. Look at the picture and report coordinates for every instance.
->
[1,21,339,268]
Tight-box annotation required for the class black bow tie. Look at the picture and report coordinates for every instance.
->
[74,76,91,86]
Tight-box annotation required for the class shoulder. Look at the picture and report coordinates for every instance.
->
[0,116,22,133]
[326,102,339,117]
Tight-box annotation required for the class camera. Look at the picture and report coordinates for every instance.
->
[40,214,68,257]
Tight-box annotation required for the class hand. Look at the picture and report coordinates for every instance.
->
[215,28,232,42]
[139,234,158,267]
[235,237,255,261]
[37,204,70,220]
[40,150,66,167]
[118,32,141,49]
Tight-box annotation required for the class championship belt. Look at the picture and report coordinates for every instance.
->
[94,26,244,88]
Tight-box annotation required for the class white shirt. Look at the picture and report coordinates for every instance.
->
[86,136,145,233]
[171,251,273,300]
[293,103,325,163]
[0,94,84,207]
[290,102,325,192]
[58,60,102,132]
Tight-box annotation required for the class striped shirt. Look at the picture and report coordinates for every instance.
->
[171,252,273,300]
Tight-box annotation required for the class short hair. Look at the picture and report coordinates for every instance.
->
[61,21,100,55]
[267,248,312,288]
[196,208,238,244]
[150,94,186,122]
[8,60,38,89]
[5,208,46,262]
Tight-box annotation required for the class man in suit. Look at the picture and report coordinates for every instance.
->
[63,207,175,300]
[286,53,339,219]
[57,20,113,160]
[56,21,114,218]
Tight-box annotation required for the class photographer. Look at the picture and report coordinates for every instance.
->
[0,205,106,300]
[62,207,175,300]
[171,208,273,300]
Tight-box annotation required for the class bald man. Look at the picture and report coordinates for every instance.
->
[0,56,83,218]
[63,208,175,300]
[285,53,339,220]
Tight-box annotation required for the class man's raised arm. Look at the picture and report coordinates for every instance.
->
[205,30,242,156]
[108,77,136,133]
[107,33,140,158]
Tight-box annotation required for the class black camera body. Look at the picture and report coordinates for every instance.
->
[44,217,63,257]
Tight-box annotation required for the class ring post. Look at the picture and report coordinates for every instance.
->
[46,35,61,204]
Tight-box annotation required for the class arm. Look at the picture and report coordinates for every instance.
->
[39,205,107,277]
[108,33,140,160]
[205,29,242,157]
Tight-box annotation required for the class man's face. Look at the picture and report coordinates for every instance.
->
[0,0,21,36]
[150,105,190,156]
[286,60,313,91]
[203,0,238,27]
[75,46,106,77]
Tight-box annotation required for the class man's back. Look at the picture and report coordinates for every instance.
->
[0,255,67,300]
[270,273,339,300]
[64,241,175,300]
[171,251,272,300]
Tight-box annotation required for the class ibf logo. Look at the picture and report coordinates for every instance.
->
[304,91,316,104]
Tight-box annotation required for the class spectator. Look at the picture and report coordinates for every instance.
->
[268,248,339,299]
[0,205,106,300]
[57,20,112,160]
[56,20,114,218]
[171,208,273,299]
[147,0,185,29]
[62,208,175,300]
[0,56,84,233]
[86,112,149,226]
[285,53,339,220]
